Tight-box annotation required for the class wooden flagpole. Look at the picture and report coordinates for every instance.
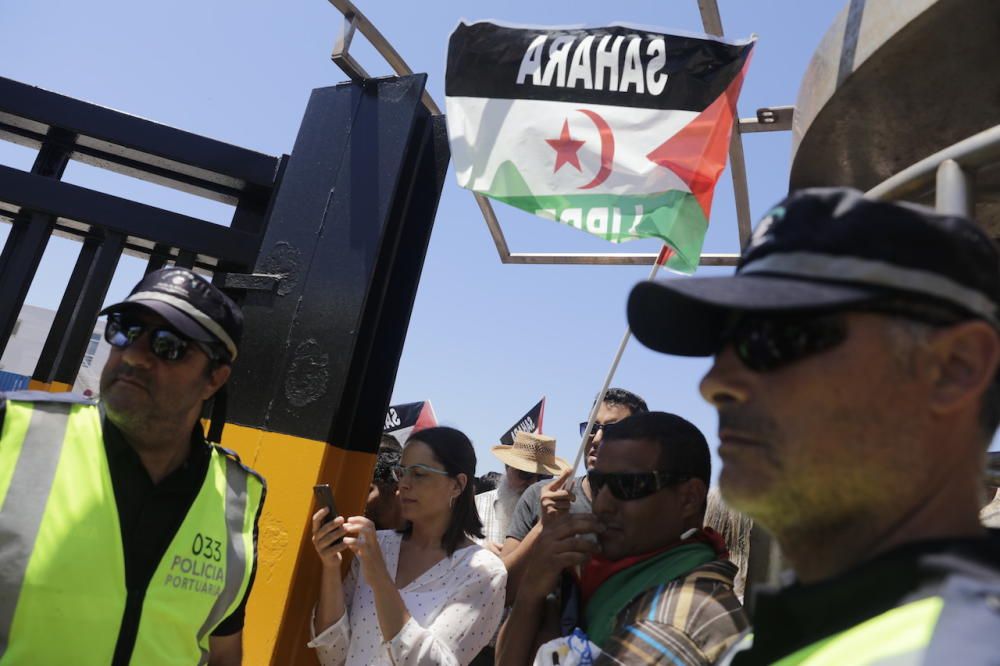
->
[568,246,674,476]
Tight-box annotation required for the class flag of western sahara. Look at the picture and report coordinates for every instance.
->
[498,397,546,446]
[383,400,438,447]
[445,22,755,273]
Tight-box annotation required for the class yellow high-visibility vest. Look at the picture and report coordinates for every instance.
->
[0,395,265,665]
[719,596,944,665]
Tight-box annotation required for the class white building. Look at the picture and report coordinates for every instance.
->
[0,304,111,397]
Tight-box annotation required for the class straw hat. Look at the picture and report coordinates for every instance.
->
[491,432,570,476]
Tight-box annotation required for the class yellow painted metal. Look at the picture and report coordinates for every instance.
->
[218,422,376,665]
[27,379,72,392]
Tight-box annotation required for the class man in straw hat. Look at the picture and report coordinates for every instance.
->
[476,431,569,554]
[627,188,1000,664]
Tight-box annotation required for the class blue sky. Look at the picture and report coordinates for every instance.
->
[0,0,851,475]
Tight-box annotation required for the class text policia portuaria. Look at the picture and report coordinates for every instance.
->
[164,555,225,596]
[516,35,669,95]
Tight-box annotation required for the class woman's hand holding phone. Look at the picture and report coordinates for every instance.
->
[311,484,349,571]
[312,508,349,570]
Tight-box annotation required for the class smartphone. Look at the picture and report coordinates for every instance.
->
[313,484,344,545]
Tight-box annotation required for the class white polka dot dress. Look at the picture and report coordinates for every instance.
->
[308,530,507,665]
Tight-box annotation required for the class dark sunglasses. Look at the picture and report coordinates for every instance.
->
[105,315,218,362]
[587,469,689,501]
[720,300,968,373]
[720,312,848,373]
[579,421,618,438]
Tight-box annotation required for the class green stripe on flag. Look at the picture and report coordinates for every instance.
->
[487,160,708,273]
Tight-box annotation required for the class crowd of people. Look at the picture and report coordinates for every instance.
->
[2,186,1000,664]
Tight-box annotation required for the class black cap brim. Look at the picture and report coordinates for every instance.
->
[627,275,883,356]
[100,300,216,344]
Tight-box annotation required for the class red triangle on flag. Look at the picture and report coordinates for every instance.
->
[646,56,753,219]
[656,245,675,266]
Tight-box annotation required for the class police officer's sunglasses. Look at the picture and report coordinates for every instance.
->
[719,312,847,373]
[719,300,967,373]
[105,314,220,362]
[587,469,689,501]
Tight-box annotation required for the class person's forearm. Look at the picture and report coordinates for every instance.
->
[315,565,346,634]
[369,567,412,643]
[495,586,547,666]
[501,524,542,602]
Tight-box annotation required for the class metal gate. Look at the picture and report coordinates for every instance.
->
[0,72,449,665]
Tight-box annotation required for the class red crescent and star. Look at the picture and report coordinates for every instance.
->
[545,110,616,189]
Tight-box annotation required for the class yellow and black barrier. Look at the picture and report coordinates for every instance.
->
[13,74,449,666]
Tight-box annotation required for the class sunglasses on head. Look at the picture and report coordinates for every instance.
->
[720,300,968,373]
[587,469,689,501]
[105,315,220,362]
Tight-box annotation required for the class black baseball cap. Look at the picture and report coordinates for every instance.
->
[628,187,1000,356]
[100,267,243,361]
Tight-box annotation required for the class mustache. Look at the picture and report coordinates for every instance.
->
[718,408,779,441]
[107,366,151,389]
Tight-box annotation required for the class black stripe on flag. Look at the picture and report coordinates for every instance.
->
[446,22,753,112]
[384,402,424,433]
[499,398,545,446]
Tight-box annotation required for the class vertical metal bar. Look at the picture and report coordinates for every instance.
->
[0,131,76,357]
[32,234,102,383]
[935,159,973,217]
[0,220,24,278]
[697,0,724,35]
[145,242,171,274]
[174,249,197,268]
[728,133,754,250]
[697,0,753,250]
[50,232,125,387]
[475,193,512,259]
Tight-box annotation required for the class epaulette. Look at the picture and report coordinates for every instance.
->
[1,390,97,406]
[212,444,266,488]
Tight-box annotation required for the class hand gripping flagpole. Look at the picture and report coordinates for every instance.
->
[568,246,673,478]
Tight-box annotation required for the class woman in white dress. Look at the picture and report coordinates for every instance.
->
[309,427,507,665]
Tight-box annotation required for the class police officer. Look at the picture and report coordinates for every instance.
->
[0,267,265,666]
[628,188,1000,664]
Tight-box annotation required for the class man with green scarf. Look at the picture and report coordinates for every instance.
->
[496,411,748,665]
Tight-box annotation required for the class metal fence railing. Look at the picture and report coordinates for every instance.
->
[0,75,284,388]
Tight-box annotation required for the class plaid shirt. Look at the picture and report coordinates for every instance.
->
[595,559,749,666]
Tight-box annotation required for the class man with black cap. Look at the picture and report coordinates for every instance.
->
[0,267,265,666]
[627,187,1000,664]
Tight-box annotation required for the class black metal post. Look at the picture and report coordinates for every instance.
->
[174,249,196,268]
[32,233,102,383]
[0,129,76,356]
[145,242,171,274]
[48,231,126,387]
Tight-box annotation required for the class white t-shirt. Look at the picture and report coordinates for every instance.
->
[308,530,507,665]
